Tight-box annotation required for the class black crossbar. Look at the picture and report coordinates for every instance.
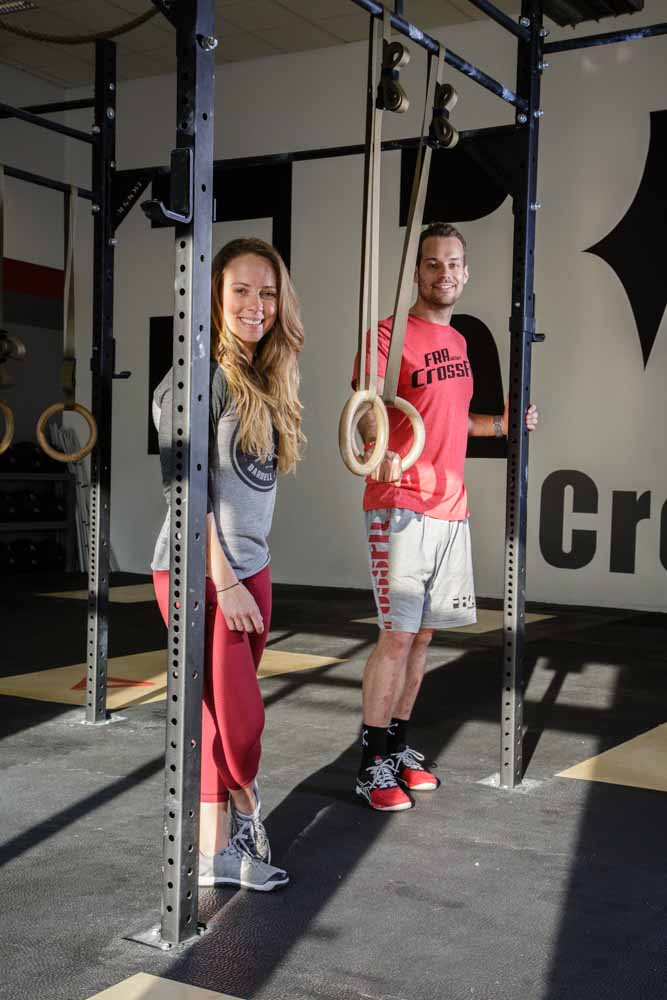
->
[0,100,93,144]
[462,0,530,40]
[0,98,94,121]
[3,164,93,200]
[218,124,518,171]
[349,0,528,112]
[544,21,667,52]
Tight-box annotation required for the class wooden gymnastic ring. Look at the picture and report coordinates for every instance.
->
[338,390,390,477]
[36,401,98,463]
[0,399,14,456]
[387,396,425,473]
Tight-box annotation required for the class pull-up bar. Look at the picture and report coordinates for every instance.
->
[0,100,94,144]
[349,0,529,113]
[0,98,94,121]
[3,164,93,201]
[544,20,667,53]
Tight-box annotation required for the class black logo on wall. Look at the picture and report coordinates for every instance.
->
[230,425,277,492]
[585,110,667,368]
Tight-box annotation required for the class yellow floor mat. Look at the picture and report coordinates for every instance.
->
[257,648,341,677]
[354,608,553,633]
[558,723,667,793]
[89,973,242,999]
[0,648,342,709]
[39,584,156,604]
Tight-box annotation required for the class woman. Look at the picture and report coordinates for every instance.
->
[152,238,305,890]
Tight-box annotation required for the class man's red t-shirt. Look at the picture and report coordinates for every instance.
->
[353,314,473,520]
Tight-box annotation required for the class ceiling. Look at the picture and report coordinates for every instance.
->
[0,0,521,88]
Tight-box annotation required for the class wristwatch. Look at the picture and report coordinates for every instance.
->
[493,414,504,438]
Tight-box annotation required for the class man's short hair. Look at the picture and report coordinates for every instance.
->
[417,222,467,266]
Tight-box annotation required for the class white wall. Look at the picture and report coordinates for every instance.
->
[64,2,667,611]
[0,64,65,268]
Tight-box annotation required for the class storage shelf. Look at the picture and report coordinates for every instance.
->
[0,471,78,570]
[0,521,68,533]
[0,472,71,482]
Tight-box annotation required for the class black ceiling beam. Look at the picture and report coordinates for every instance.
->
[461,0,530,40]
[149,0,178,29]
[544,20,667,52]
[543,0,643,26]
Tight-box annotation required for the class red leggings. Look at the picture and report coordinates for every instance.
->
[153,566,271,803]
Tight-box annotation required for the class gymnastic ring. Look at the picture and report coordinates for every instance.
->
[0,399,15,456]
[36,401,98,463]
[387,396,425,474]
[338,389,390,477]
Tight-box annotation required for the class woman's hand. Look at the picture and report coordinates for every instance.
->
[218,582,264,633]
[370,449,402,485]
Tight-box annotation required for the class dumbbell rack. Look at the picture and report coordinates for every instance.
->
[0,471,77,572]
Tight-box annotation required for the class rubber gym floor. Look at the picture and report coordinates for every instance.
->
[1,571,666,1000]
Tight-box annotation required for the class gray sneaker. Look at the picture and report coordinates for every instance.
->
[198,836,288,891]
[229,780,271,863]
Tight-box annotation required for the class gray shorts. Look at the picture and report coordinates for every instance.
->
[366,508,477,633]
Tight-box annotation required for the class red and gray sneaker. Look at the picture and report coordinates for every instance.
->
[390,746,439,791]
[356,755,413,812]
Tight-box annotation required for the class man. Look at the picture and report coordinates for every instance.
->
[353,222,539,811]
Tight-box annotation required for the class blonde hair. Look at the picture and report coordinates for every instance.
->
[211,238,305,473]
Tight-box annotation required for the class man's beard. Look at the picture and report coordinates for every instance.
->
[420,282,459,308]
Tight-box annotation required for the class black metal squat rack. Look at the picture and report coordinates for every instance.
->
[0,0,217,947]
[2,0,665,950]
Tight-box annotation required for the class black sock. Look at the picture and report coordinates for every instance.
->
[387,717,409,755]
[359,724,388,772]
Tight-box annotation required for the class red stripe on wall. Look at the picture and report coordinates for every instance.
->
[3,257,64,299]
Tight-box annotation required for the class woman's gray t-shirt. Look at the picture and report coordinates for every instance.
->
[151,363,277,579]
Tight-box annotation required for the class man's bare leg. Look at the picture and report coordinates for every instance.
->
[387,629,439,791]
[392,628,433,721]
[362,629,416,726]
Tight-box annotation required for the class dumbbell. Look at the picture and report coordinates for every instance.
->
[36,538,66,570]
[10,538,40,572]
[0,540,16,572]
[19,491,46,522]
[0,491,19,522]
[41,492,67,520]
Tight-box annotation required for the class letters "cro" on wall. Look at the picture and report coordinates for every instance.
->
[539,470,667,574]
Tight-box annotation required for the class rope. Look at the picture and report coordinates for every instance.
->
[0,7,159,45]
[62,186,77,407]
[383,46,445,404]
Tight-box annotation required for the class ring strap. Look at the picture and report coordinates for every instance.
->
[61,185,78,408]
[358,13,384,399]
[0,164,5,333]
[383,45,445,405]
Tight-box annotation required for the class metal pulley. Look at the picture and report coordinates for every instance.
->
[430,80,459,148]
[0,332,26,365]
[378,39,410,113]
[0,331,26,387]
